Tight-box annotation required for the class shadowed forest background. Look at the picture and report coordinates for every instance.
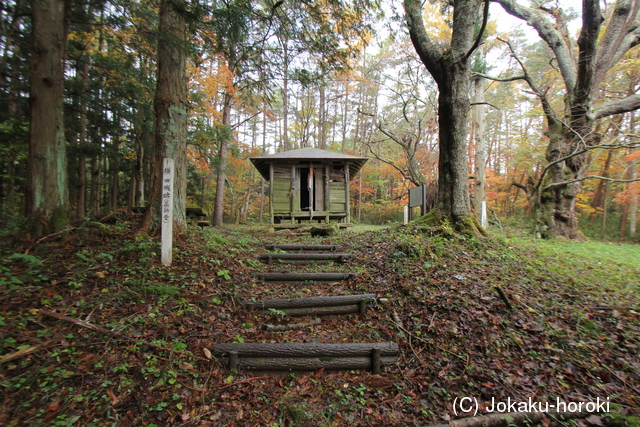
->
[1,1,640,426]
[0,0,638,240]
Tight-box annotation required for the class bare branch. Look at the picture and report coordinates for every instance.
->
[535,131,640,194]
[465,0,490,60]
[493,0,577,93]
[496,37,558,121]
[594,0,640,88]
[543,175,640,191]
[470,101,501,110]
[404,0,445,83]
[366,143,414,183]
[472,72,527,83]
[511,182,528,191]
[589,94,640,121]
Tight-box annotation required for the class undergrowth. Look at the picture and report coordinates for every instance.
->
[0,222,638,426]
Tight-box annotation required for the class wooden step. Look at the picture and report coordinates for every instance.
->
[245,294,376,316]
[258,253,351,264]
[264,244,338,252]
[254,272,354,284]
[272,223,353,230]
[213,342,398,373]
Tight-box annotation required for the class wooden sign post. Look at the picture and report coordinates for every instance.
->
[481,200,488,229]
[161,158,174,267]
[408,184,427,221]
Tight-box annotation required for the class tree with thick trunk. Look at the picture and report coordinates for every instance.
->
[493,0,640,238]
[142,0,188,234]
[472,77,488,226]
[26,0,71,233]
[404,0,489,234]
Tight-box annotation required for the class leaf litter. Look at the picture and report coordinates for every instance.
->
[0,221,638,426]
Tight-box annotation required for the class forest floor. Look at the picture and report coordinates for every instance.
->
[0,218,639,427]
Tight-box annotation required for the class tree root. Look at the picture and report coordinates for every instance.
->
[410,210,488,238]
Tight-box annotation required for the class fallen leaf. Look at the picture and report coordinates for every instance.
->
[203,347,212,359]
[586,415,603,426]
[47,399,61,412]
[106,390,120,405]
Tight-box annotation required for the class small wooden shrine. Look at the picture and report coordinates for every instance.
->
[250,148,368,227]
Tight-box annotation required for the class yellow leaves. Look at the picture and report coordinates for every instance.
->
[123,150,137,161]
[421,1,452,44]
[68,30,98,52]
[576,192,596,214]
[597,43,639,94]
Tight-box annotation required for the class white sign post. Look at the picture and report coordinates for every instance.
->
[481,200,488,229]
[161,158,174,267]
[404,205,409,224]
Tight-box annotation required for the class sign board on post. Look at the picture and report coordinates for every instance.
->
[408,185,424,208]
[161,158,174,267]
[408,184,427,220]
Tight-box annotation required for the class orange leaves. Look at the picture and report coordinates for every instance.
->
[188,147,211,174]
[613,181,640,205]
[189,54,237,121]
[621,150,640,163]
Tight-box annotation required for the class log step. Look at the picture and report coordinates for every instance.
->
[258,253,351,264]
[264,244,338,252]
[254,272,354,284]
[245,294,376,316]
[213,342,398,373]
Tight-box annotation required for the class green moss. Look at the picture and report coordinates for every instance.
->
[410,210,486,238]
[454,215,487,238]
[49,207,69,233]
[410,210,439,226]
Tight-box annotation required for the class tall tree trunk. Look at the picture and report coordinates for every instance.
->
[109,115,120,212]
[1,0,23,119]
[341,81,350,153]
[259,100,268,223]
[405,0,486,234]
[473,77,487,226]
[127,172,136,215]
[589,150,613,222]
[629,113,638,236]
[0,1,23,207]
[318,84,327,149]
[76,59,89,220]
[496,0,640,239]
[135,132,146,205]
[213,92,232,227]
[89,143,102,216]
[26,0,71,233]
[630,158,638,236]
[144,0,188,234]
[436,63,474,222]
[535,114,599,239]
[281,37,290,152]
